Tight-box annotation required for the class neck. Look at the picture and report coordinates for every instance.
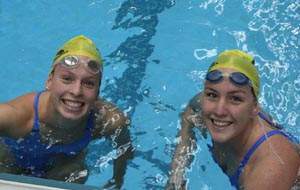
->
[213,118,258,162]
[212,116,271,176]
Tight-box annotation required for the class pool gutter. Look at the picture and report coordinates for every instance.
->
[0,173,102,190]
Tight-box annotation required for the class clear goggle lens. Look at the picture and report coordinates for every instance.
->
[59,55,101,74]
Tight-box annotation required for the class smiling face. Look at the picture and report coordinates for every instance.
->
[46,55,101,121]
[201,68,258,144]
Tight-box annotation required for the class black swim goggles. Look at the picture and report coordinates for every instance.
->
[205,70,252,87]
[56,55,102,74]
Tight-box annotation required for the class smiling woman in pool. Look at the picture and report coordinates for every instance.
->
[166,50,300,190]
[0,35,133,189]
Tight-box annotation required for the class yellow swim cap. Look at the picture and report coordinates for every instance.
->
[208,49,260,99]
[50,35,103,73]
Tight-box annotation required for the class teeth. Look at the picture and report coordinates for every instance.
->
[213,120,230,127]
[64,100,83,108]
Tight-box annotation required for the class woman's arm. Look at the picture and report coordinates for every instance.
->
[166,93,205,190]
[165,107,197,190]
[93,99,133,189]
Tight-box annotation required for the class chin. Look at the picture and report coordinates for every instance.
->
[210,133,229,144]
[62,113,83,121]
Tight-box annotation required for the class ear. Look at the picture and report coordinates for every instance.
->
[45,74,53,90]
[252,101,259,118]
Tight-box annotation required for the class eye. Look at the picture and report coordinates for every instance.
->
[82,80,97,88]
[61,75,73,83]
[230,96,243,104]
[205,91,218,100]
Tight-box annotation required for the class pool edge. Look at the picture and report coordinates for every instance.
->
[0,173,102,190]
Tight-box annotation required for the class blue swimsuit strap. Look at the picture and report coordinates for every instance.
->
[258,112,299,143]
[258,112,282,129]
[230,130,287,188]
[33,91,45,131]
[86,108,94,131]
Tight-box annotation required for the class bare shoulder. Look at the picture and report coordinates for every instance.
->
[93,98,127,121]
[179,92,206,137]
[0,92,37,138]
[92,98,130,138]
[263,133,299,160]
[6,92,36,106]
[188,92,202,112]
[244,134,300,189]
[7,92,37,121]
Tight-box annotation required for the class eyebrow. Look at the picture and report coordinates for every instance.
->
[204,87,248,95]
[57,68,98,78]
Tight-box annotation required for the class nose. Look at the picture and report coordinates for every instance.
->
[70,81,83,96]
[214,98,228,116]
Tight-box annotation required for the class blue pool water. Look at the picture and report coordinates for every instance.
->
[0,0,299,189]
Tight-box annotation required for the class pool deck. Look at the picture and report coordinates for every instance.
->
[0,173,102,190]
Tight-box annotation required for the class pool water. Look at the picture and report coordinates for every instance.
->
[1,0,299,189]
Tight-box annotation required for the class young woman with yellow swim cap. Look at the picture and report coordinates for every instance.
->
[166,50,300,190]
[0,35,133,189]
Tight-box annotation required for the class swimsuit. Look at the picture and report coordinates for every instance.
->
[229,112,299,189]
[3,91,94,175]
[229,130,290,189]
